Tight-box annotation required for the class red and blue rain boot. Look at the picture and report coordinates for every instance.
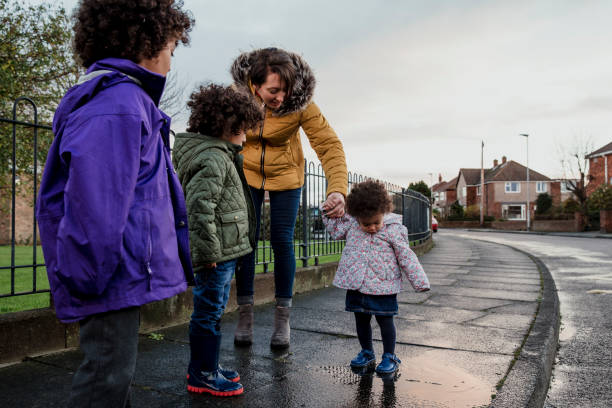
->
[187,334,243,396]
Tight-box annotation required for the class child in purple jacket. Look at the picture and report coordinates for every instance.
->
[36,1,194,406]
[322,180,430,375]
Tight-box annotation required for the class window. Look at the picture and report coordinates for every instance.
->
[440,192,446,201]
[502,204,525,220]
[536,182,547,193]
[477,185,481,196]
[462,187,466,197]
[560,181,570,193]
[505,182,520,193]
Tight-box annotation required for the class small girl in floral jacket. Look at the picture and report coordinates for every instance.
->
[322,180,430,375]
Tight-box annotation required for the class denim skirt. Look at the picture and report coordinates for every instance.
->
[345,290,398,316]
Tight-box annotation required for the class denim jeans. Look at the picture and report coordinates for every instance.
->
[68,307,140,408]
[236,187,302,303]
[189,259,237,336]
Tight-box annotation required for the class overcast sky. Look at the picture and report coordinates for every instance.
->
[48,0,612,186]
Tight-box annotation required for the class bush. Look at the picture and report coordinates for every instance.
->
[562,197,580,214]
[587,184,612,211]
[535,193,553,215]
[433,208,441,217]
[464,204,480,218]
[450,200,464,218]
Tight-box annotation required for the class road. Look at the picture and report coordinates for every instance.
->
[441,229,612,408]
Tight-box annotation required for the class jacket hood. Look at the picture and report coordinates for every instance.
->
[383,213,403,225]
[53,58,166,135]
[230,48,316,116]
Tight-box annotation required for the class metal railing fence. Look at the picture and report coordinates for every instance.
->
[1,97,431,300]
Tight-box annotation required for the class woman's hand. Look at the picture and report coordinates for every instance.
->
[204,262,217,269]
[322,192,345,218]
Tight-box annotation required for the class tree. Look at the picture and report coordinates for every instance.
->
[557,136,594,215]
[408,180,431,201]
[1,0,80,195]
[535,193,553,215]
[159,70,190,121]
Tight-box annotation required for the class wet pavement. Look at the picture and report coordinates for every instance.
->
[0,234,550,407]
[446,229,612,408]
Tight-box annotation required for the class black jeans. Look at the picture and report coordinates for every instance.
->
[68,307,140,408]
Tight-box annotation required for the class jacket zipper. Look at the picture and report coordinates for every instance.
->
[259,111,267,189]
[145,218,153,291]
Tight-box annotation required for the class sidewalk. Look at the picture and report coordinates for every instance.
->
[0,234,558,407]
[467,228,612,239]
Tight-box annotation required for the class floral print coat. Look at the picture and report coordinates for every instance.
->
[322,212,430,295]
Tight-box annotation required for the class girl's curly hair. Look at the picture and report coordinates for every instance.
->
[346,180,393,219]
[73,0,194,67]
[187,84,264,138]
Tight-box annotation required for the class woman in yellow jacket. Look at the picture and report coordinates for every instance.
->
[231,47,348,349]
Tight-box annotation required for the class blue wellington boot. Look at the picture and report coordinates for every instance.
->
[350,349,376,368]
[375,353,401,374]
[218,365,240,383]
[187,334,243,396]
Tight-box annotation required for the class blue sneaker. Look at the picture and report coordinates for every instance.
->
[187,367,243,397]
[375,353,401,374]
[350,349,376,368]
[219,365,240,382]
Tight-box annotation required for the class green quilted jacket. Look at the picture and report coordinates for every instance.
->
[173,133,256,272]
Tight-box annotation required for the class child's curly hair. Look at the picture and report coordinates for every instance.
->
[186,84,264,138]
[73,0,194,68]
[346,180,393,219]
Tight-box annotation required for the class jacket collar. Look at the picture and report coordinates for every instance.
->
[87,58,167,106]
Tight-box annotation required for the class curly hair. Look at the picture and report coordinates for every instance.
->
[186,84,264,138]
[346,180,393,219]
[73,0,194,67]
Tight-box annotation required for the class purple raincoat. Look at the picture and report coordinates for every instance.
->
[36,58,194,323]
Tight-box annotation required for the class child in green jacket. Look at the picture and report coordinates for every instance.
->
[173,84,263,397]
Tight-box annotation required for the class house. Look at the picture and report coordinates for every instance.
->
[586,142,612,196]
[456,156,561,221]
[432,175,457,218]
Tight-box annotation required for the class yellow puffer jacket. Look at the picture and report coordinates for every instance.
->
[231,49,348,197]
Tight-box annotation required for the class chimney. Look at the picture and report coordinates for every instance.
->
[438,174,442,183]
[502,156,507,164]
[493,159,499,167]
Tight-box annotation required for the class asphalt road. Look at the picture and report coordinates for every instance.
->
[441,229,612,408]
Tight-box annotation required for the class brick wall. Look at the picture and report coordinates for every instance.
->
[0,177,38,245]
[550,181,561,206]
[587,154,612,196]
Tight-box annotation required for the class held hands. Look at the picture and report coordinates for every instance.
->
[322,192,346,218]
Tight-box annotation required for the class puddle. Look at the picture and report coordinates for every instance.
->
[587,289,612,295]
[393,353,492,407]
[318,352,492,407]
[558,322,577,342]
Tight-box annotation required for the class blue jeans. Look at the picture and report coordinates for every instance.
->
[236,187,301,303]
[189,259,237,337]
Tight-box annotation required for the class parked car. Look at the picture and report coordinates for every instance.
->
[432,216,438,232]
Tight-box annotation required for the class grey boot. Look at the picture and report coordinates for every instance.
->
[234,304,253,346]
[270,306,290,349]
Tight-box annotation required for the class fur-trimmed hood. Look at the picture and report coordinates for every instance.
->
[230,48,316,116]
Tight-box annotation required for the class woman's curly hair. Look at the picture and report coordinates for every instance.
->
[187,84,264,138]
[73,0,194,67]
[346,180,393,219]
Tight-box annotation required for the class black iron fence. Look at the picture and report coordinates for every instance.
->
[1,98,432,301]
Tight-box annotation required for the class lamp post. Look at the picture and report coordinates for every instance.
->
[519,133,529,230]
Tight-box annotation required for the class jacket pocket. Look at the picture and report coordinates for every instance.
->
[220,211,247,248]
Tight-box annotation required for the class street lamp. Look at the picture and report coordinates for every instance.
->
[519,133,529,230]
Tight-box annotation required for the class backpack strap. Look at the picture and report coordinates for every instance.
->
[76,69,143,86]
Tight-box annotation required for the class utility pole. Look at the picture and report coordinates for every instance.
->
[520,133,530,230]
[480,141,484,227]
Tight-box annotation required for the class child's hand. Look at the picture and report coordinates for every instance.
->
[204,262,217,269]
[322,192,345,218]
